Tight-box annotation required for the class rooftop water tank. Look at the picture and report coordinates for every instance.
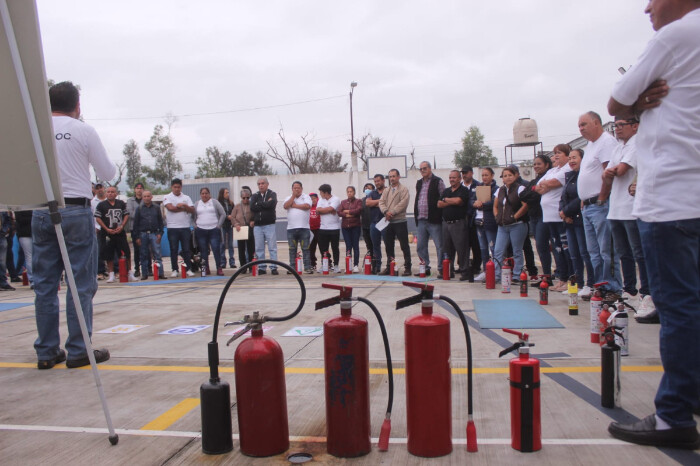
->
[513,118,538,144]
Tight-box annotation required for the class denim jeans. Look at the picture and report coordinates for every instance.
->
[287,228,311,269]
[565,223,594,288]
[582,203,622,291]
[220,225,236,267]
[196,227,222,273]
[545,222,570,281]
[19,237,33,284]
[494,222,528,280]
[254,224,278,270]
[167,227,193,272]
[610,219,649,296]
[0,235,7,286]
[638,219,700,428]
[416,219,443,271]
[341,226,362,266]
[476,224,497,269]
[370,222,384,270]
[32,206,98,361]
[139,232,165,277]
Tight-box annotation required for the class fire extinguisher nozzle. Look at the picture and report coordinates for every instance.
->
[378,418,391,452]
[466,420,478,453]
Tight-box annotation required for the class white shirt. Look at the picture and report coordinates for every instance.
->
[163,192,194,228]
[284,193,312,229]
[52,116,116,199]
[538,164,571,222]
[195,199,219,229]
[317,196,341,230]
[91,196,103,230]
[611,9,700,222]
[607,135,638,221]
[577,131,618,201]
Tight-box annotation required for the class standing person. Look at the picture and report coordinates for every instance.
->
[461,166,482,276]
[91,182,106,280]
[4,213,20,283]
[283,181,312,273]
[577,111,623,297]
[95,187,136,283]
[379,169,412,276]
[163,178,195,277]
[193,187,225,276]
[132,190,166,280]
[33,81,115,369]
[125,182,144,277]
[606,0,700,448]
[438,170,472,281]
[0,212,14,291]
[535,144,573,291]
[218,187,236,270]
[366,175,386,274]
[360,183,375,260]
[339,186,363,273]
[15,210,34,288]
[308,193,321,271]
[414,161,445,276]
[250,177,278,275]
[559,149,595,297]
[520,155,552,284]
[493,166,529,282]
[232,187,255,271]
[316,184,342,273]
[473,167,498,282]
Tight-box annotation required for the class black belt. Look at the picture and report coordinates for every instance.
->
[582,195,603,206]
[64,197,91,207]
[444,219,465,224]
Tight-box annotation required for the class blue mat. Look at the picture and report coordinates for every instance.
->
[0,303,32,312]
[127,275,228,286]
[472,299,564,329]
[336,274,437,283]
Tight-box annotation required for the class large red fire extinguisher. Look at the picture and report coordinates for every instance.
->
[322,252,330,275]
[519,268,528,297]
[153,263,159,281]
[499,329,541,452]
[396,282,478,456]
[539,275,549,305]
[364,252,372,275]
[501,258,513,293]
[119,254,128,283]
[589,282,607,343]
[315,284,395,456]
[442,254,450,281]
[485,257,495,289]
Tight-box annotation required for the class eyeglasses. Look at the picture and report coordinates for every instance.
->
[614,122,637,129]
[419,167,429,171]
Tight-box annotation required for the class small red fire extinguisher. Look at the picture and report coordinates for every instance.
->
[346,251,352,274]
[364,252,372,275]
[251,254,258,276]
[389,257,396,277]
[499,329,541,452]
[485,258,495,289]
[22,270,29,286]
[501,258,513,293]
[418,258,426,278]
[296,253,303,274]
[539,275,549,305]
[590,282,607,343]
[322,252,330,275]
[181,263,187,279]
[153,263,159,281]
[519,268,528,297]
[442,254,450,281]
[119,254,128,283]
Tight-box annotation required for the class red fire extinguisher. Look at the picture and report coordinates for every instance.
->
[181,263,187,279]
[119,254,128,283]
[539,275,549,305]
[296,253,303,274]
[251,254,258,277]
[590,282,607,343]
[153,263,159,281]
[501,258,513,293]
[364,252,372,275]
[22,270,29,286]
[485,258,495,289]
[322,252,330,275]
[519,268,528,297]
[316,284,395,456]
[346,251,352,274]
[499,329,541,452]
[397,282,478,456]
[442,254,450,281]
[389,257,396,277]
[418,257,426,278]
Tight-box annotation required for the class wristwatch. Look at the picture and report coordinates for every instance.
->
[595,199,604,206]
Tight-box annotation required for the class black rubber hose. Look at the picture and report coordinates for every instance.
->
[211,259,306,343]
[436,295,473,416]
[356,296,394,416]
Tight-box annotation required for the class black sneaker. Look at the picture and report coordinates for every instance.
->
[402,267,412,277]
[608,414,700,450]
[141,275,149,281]
[133,270,140,277]
[0,283,16,291]
[66,348,111,369]
[11,276,22,283]
[635,311,660,324]
[271,269,279,276]
[37,349,66,370]
[258,270,267,275]
[378,268,391,276]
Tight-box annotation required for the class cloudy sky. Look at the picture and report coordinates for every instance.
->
[36,0,654,176]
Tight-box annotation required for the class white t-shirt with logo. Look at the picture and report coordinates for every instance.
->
[195,199,219,230]
[538,164,571,222]
[163,192,194,228]
[317,196,341,230]
[607,135,637,221]
[284,193,312,229]
[577,131,618,201]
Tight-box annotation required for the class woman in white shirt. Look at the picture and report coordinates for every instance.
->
[193,187,226,275]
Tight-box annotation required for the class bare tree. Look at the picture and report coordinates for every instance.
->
[266,127,346,174]
[354,132,393,170]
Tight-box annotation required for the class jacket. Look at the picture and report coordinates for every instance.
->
[379,183,410,223]
[232,202,252,228]
[519,175,544,219]
[495,183,529,226]
[414,175,444,224]
[338,197,362,229]
[559,170,583,224]
[125,196,143,232]
[132,202,164,235]
[250,189,277,226]
[220,199,234,229]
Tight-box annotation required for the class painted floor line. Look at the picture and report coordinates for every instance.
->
[140,398,201,431]
[0,424,630,445]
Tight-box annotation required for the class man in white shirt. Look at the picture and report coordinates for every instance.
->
[607,0,700,449]
[163,178,195,277]
[316,184,342,273]
[33,81,116,370]
[576,111,622,295]
[283,181,312,273]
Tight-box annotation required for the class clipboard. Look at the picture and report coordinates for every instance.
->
[475,186,492,203]
[233,226,249,240]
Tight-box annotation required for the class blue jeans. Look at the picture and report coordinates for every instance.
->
[416,219,443,271]
[220,225,236,267]
[530,216,552,276]
[19,237,34,284]
[287,228,311,269]
[139,232,165,277]
[167,227,193,272]
[196,227,222,273]
[341,226,362,266]
[476,224,497,269]
[582,203,622,291]
[0,235,7,286]
[254,224,278,270]
[545,222,571,281]
[370,222,384,270]
[638,219,700,428]
[565,223,594,288]
[32,206,97,361]
[494,222,528,280]
[610,219,649,296]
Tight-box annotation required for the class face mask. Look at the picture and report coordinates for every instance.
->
[364,189,372,197]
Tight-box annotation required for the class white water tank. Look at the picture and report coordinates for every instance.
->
[513,118,538,144]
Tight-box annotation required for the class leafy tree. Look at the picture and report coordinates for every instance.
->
[195,146,234,178]
[231,151,274,176]
[453,126,498,168]
[143,124,182,186]
[123,139,142,188]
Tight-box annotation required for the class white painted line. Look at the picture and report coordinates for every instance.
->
[0,424,629,445]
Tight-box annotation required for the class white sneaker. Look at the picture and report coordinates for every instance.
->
[106,272,115,283]
[352,265,359,273]
[333,266,341,274]
[561,288,569,295]
[474,272,486,282]
[621,291,636,302]
[128,273,137,282]
[186,270,195,277]
[578,286,592,298]
[170,270,178,278]
[637,295,657,317]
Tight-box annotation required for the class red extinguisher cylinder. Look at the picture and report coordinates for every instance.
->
[153,263,159,280]
[442,256,450,281]
[485,259,495,289]
[364,253,372,275]
[509,350,541,452]
[519,270,528,297]
[346,253,352,274]
[324,304,371,457]
[234,328,289,457]
[539,277,549,305]
[390,258,396,277]
[181,263,187,279]
[405,302,452,457]
[22,271,29,286]
[119,255,128,283]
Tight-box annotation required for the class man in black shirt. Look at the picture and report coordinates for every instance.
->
[438,170,472,281]
[95,187,135,282]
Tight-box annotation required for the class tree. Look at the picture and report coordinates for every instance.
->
[123,139,142,188]
[231,151,274,176]
[143,124,182,186]
[195,146,234,179]
[266,128,347,174]
[354,132,393,170]
[453,126,498,168]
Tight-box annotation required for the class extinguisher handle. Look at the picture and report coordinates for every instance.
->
[395,294,422,310]
[498,342,522,358]
[314,296,340,310]
[225,324,252,346]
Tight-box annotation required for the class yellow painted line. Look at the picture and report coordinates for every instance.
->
[140,398,200,431]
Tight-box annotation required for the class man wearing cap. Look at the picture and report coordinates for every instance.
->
[91,182,107,280]
[461,166,482,276]
[414,161,445,276]
[126,182,144,277]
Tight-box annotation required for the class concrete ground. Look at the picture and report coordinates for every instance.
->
[1,240,698,465]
